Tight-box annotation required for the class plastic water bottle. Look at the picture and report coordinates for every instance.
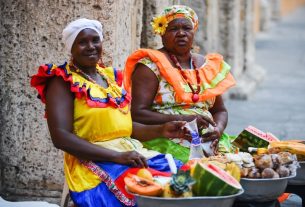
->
[186,119,204,160]
[189,131,204,160]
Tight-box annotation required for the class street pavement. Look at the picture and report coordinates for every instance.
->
[225,6,305,142]
[225,6,305,207]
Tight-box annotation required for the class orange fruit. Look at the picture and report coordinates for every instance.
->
[124,174,162,196]
[137,168,153,181]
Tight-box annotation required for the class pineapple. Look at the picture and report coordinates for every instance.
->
[163,170,195,198]
[225,162,241,181]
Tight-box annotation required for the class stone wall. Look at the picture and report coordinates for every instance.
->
[141,0,178,49]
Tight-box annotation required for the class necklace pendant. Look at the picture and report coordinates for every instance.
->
[192,94,199,102]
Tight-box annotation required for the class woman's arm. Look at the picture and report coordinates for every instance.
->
[46,77,147,167]
[131,63,177,124]
[209,95,228,135]
[131,63,215,127]
[131,121,189,142]
[202,95,228,142]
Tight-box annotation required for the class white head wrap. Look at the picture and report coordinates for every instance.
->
[62,18,103,54]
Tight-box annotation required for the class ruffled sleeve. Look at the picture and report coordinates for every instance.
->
[30,62,130,108]
[30,63,71,103]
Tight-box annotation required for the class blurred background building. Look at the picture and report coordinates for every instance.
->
[0,0,304,204]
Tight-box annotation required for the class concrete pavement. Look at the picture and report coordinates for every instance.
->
[224,6,305,207]
[225,6,305,141]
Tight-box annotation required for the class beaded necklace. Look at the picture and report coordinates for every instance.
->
[69,63,130,114]
[169,54,201,102]
[70,63,108,87]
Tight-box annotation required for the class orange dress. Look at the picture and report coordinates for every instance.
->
[124,49,236,162]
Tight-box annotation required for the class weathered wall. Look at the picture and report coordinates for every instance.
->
[229,0,266,100]
[113,0,143,68]
[0,0,142,203]
[0,0,67,203]
[141,0,178,49]
[218,0,244,78]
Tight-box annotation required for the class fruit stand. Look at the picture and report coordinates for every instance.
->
[123,126,305,207]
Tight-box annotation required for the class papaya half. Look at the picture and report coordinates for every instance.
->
[124,174,163,197]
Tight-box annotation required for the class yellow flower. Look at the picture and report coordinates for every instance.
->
[151,15,168,35]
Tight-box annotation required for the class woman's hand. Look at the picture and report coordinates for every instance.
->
[195,114,216,130]
[113,151,148,168]
[161,121,191,141]
[201,125,221,141]
[201,126,221,155]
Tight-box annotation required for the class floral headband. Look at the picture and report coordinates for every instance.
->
[151,5,199,36]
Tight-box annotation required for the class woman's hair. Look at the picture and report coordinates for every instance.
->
[151,5,198,36]
[62,18,103,54]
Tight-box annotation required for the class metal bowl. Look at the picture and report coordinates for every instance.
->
[130,190,244,207]
[288,161,305,185]
[237,174,296,202]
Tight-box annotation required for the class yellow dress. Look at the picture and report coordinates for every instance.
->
[31,62,163,207]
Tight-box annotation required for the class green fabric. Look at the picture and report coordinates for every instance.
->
[218,133,238,153]
[144,133,237,163]
[143,138,190,163]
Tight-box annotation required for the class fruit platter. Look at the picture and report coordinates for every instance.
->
[226,151,298,201]
[129,189,244,207]
[238,175,295,202]
[232,127,305,201]
[123,125,304,206]
[124,161,244,207]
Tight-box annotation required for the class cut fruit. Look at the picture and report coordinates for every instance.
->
[124,174,163,197]
[192,163,242,196]
[233,126,279,152]
[137,168,153,181]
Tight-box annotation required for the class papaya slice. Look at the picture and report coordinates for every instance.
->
[124,174,163,197]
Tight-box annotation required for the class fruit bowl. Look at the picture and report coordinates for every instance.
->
[288,161,305,185]
[129,190,244,207]
[236,174,295,202]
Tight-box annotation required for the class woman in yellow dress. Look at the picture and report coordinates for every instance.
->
[31,18,189,207]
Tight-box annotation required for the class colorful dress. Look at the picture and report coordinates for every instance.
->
[30,62,183,207]
[124,49,236,163]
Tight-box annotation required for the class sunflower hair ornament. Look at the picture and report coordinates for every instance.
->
[151,5,199,36]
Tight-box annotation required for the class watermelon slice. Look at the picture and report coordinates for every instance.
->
[192,163,242,196]
[233,126,279,152]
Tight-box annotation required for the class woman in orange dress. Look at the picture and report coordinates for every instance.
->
[124,5,236,163]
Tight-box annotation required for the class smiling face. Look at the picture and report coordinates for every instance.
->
[161,18,195,55]
[71,28,102,69]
